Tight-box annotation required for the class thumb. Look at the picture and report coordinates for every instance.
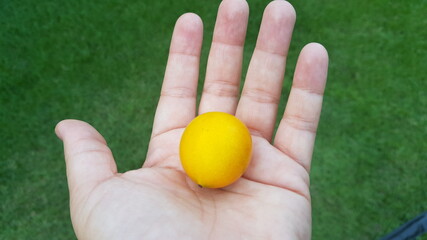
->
[56,119,117,197]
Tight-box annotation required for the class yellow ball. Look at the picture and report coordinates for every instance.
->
[179,112,252,188]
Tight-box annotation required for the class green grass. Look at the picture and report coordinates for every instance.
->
[1,0,426,239]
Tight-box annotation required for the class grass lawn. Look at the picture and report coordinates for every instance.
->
[1,0,426,239]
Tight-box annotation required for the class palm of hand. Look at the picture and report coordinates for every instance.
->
[74,129,310,239]
[72,131,310,239]
[56,1,328,239]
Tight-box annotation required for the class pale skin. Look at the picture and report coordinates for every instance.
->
[55,0,329,239]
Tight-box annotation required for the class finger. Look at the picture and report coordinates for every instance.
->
[274,43,329,172]
[236,0,296,141]
[237,137,311,200]
[198,0,249,114]
[151,13,203,138]
[55,119,117,197]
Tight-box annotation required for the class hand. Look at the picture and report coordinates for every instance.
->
[55,0,328,239]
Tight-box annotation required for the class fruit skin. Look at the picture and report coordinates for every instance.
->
[179,112,252,188]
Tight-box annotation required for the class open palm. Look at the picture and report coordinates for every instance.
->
[56,0,328,239]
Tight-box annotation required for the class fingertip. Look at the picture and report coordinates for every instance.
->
[256,0,296,56]
[213,0,249,45]
[293,43,329,95]
[219,0,249,17]
[55,120,65,140]
[55,119,106,143]
[301,42,329,62]
[171,13,204,56]
[265,0,296,22]
[176,12,203,34]
[55,119,83,140]
[300,42,329,79]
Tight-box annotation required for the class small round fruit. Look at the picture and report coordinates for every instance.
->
[179,112,252,188]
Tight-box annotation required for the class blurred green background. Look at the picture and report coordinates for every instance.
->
[1,0,426,239]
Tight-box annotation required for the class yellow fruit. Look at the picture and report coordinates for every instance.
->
[179,112,252,188]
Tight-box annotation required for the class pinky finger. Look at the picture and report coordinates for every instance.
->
[274,43,329,172]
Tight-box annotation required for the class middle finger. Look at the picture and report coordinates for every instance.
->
[198,0,249,115]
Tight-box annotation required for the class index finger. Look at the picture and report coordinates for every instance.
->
[151,13,203,139]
